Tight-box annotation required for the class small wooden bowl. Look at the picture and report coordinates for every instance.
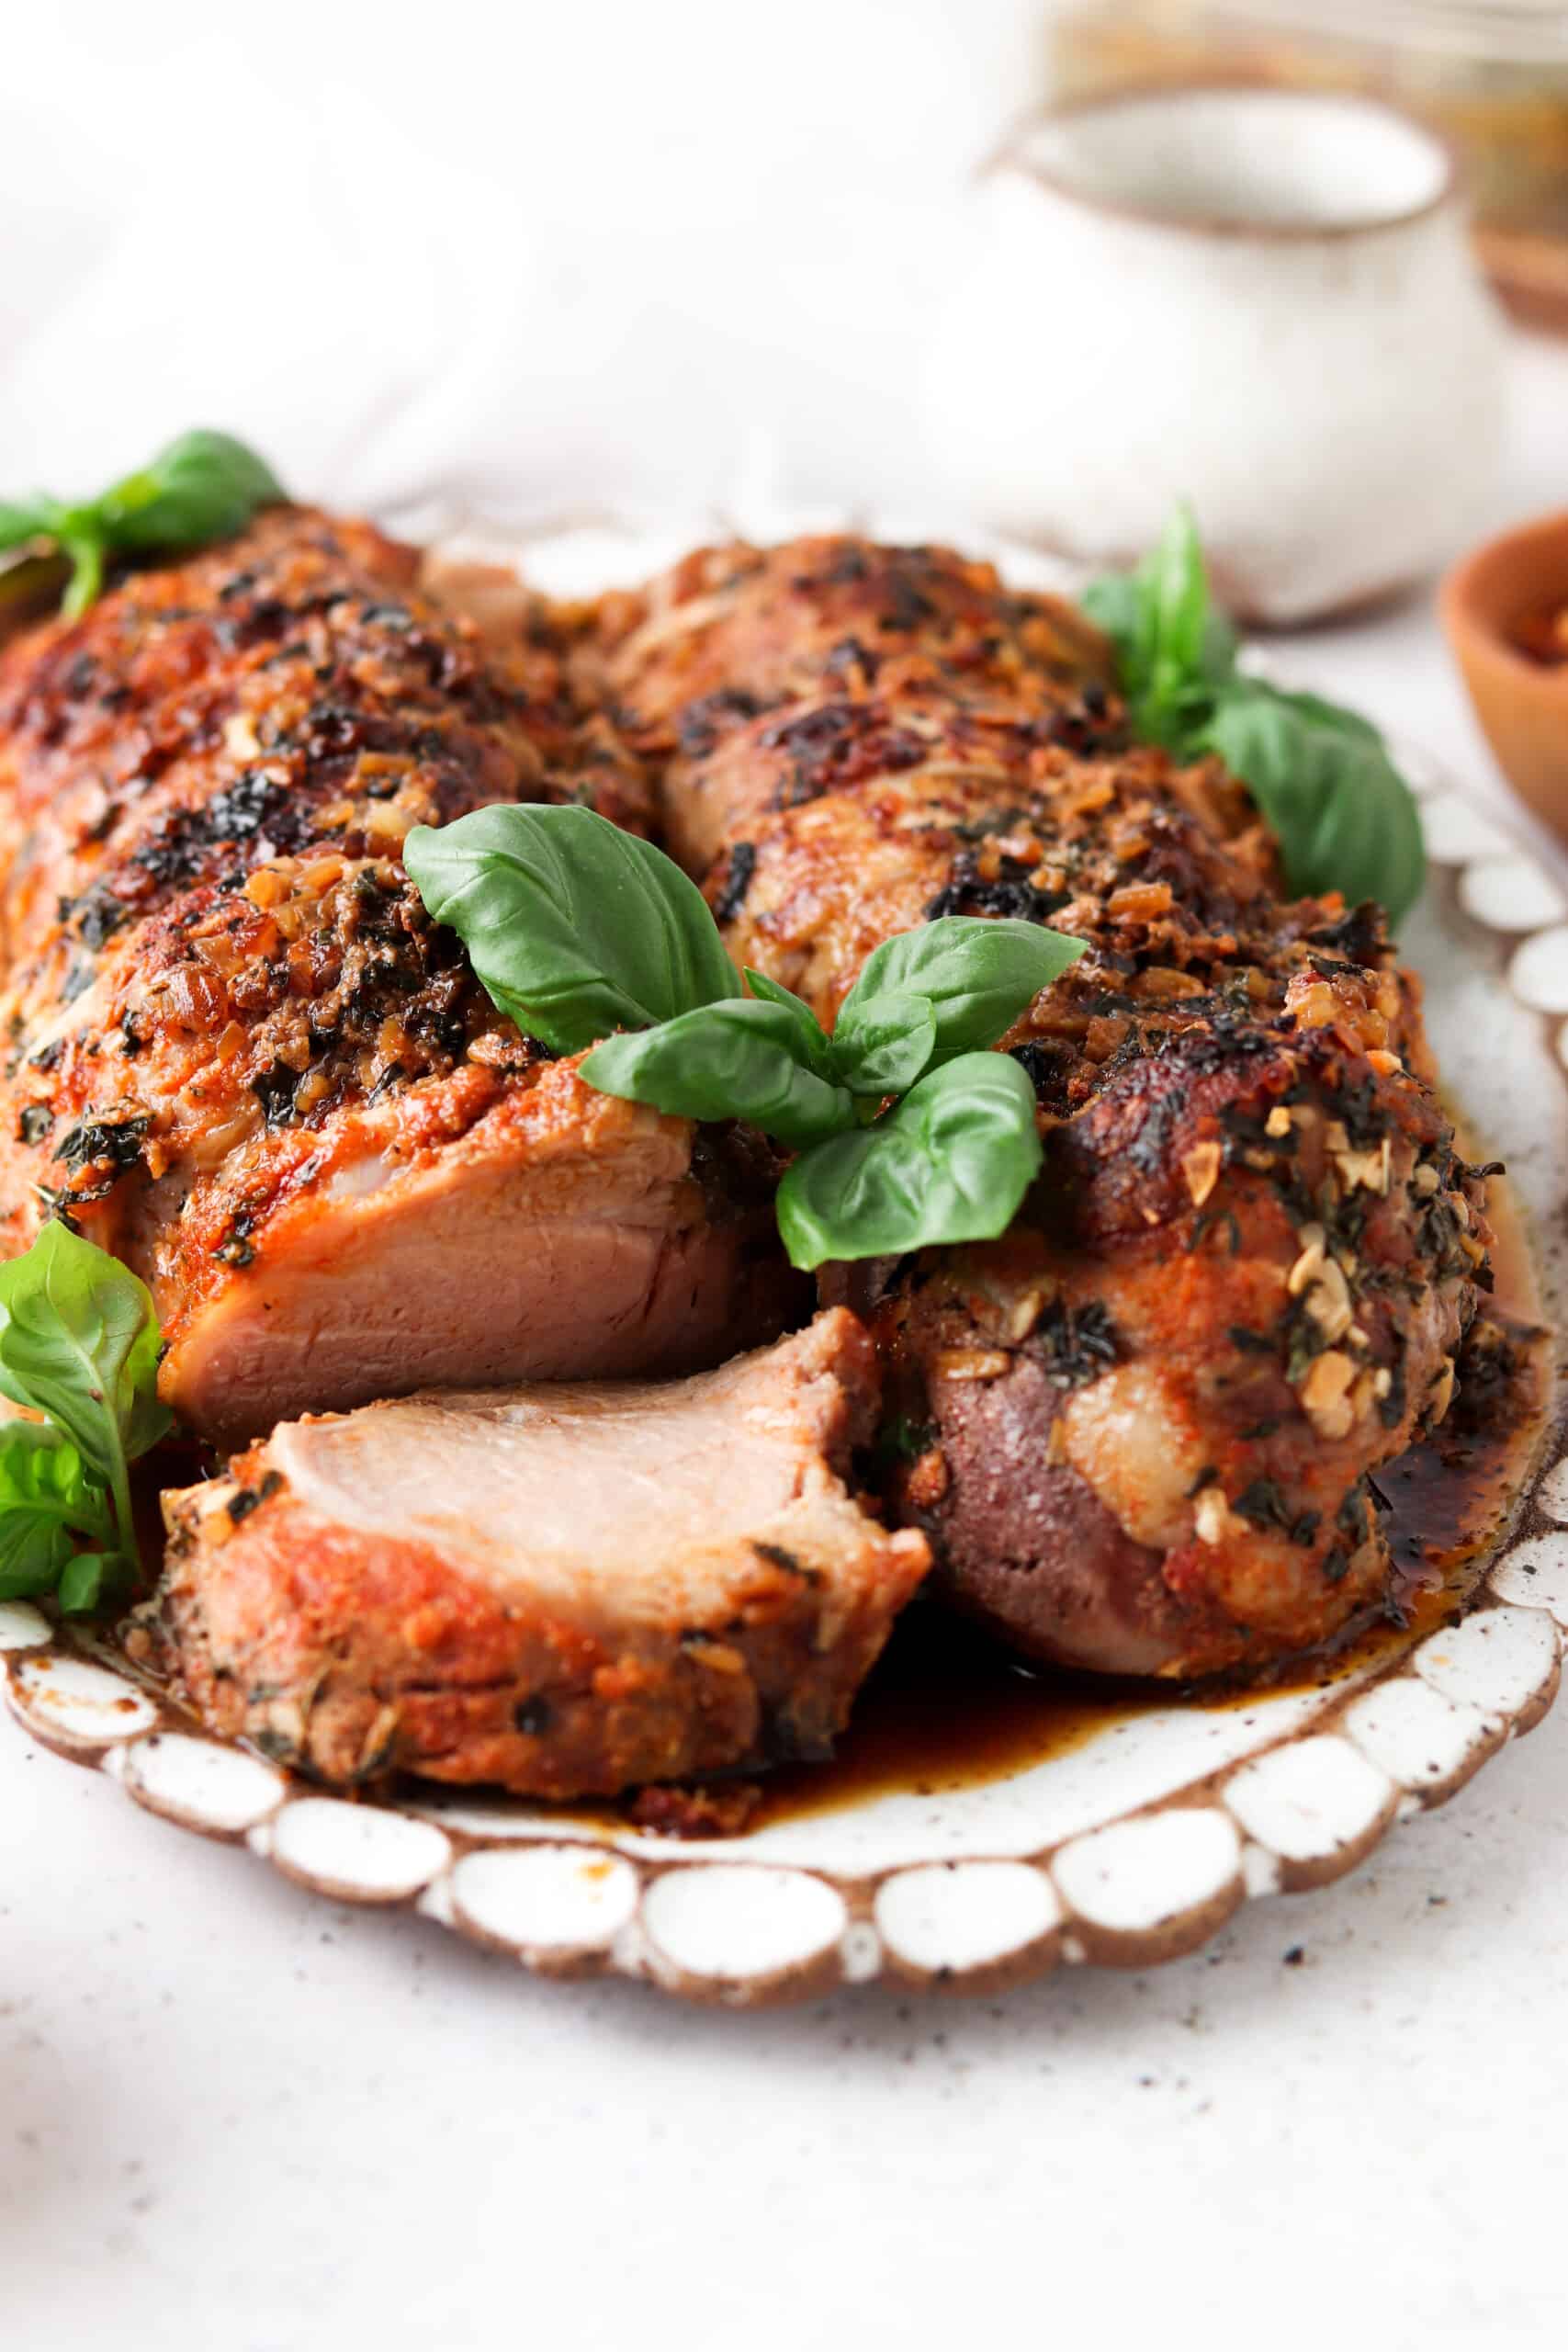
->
[1442,513,1568,842]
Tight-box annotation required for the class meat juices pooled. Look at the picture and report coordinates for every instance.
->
[0,512,800,1444]
[154,1311,930,1798]
[596,535,1495,1680]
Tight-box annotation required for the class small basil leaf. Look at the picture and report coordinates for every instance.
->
[0,1422,103,1600]
[741,968,834,1075]
[775,1052,1043,1271]
[1083,504,1236,746]
[0,1419,115,1600]
[1201,683,1425,926]
[405,804,742,1055]
[0,1510,73,1600]
[835,917,1085,1069]
[1077,568,1143,663]
[0,1222,171,1567]
[57,1550,130,1616]
[0,1420,96,1515]
[0,499,60,552]
[96,431,287,551]
[827,991,936,1098]
[582,1000,855,1148]
[60,531,108,621]
[1250,685,1382,747]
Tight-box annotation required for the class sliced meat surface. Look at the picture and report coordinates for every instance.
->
[596,534,1495,1680]
[0,512,798,1441]
[152,1310,930,1797]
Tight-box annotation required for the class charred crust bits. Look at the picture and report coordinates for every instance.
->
[1231,1477,1320,1549]
[926,848,1063,927]
[710,842,757,925]
[1032,1298,1119,1389]
[55,1114,148,1174]
[250,1062,302,1128]
[226,1470,283,1528]
[214,1212,256,1269]
[751,1540,824,1587]
[675,687,766,761]
[0,506,598,1210]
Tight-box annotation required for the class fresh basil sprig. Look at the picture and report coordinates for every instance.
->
[406,804,1084,1267]
[1082,507,1425,925]
[0,1223,171,1611]
[0,431,286,620]
[774,1054,1045,1272]
[405,804,743,1055]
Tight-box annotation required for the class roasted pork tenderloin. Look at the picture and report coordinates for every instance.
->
[151,1310,929,1797]
[600,536,1495,1680]
[0,512,800,1443]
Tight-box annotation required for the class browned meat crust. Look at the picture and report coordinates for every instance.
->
[598,535,1495,1679]
[152,1310,930,1798]
[0,513,798,1440]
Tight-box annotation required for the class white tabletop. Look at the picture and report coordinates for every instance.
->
[5,332,1567,2352]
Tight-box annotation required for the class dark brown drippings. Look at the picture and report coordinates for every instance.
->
[655,1168,1556,1836]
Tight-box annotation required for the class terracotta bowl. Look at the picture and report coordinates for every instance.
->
[1443,512,1568,842]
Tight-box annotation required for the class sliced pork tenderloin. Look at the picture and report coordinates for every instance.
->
[604,534,1495,1680]
[151,1310,930,1798]
[0,512,797,1442]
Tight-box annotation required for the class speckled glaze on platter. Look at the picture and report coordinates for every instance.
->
[4,525,1564,2007]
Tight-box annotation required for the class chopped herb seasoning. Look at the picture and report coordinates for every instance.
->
[1232,1477,1320,1547]
[1033,1298,1119,1388]
[751,1540,822,1586]
[55,1114,149,1173]
[1227,1325,1278,1356]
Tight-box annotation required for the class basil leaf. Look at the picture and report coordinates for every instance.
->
[582,999,855,1148]
[0,1223,171,1569]
[95,431,287,551]
[1084,509,1423,926]
[1083,506,1236,743]
[0,499,60,552]
[57,1551,130,1616]
[0,1424,100,1600]
[59,530,108,621]
[834,917,1085,1076]
[827,991,937,1099]
[405,805,742,1056]
[741,968,833,1067]
[775,1053,1043,1271]
[0,1420,121,1604]
[0,431,286,619]
[0,1420,97,1517]
[0,1508,73,1600]
[1201,683,1426,925]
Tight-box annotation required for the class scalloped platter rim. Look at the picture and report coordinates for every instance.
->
[4,521,1564,2007]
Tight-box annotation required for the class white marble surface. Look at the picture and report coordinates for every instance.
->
[2,33,1568,2335]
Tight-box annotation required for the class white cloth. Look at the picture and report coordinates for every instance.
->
[0,1,1043,525]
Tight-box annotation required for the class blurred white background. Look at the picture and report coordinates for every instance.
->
[0,0,1052,523]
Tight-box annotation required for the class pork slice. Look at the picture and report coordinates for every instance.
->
[146,1055,803,1447]
[153,1309,931,1798]
[0,511,795,1443]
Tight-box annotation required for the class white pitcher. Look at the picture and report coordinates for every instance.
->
[922,86,1506,625]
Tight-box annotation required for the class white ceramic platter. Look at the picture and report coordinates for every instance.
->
[4,527,1564,2005]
